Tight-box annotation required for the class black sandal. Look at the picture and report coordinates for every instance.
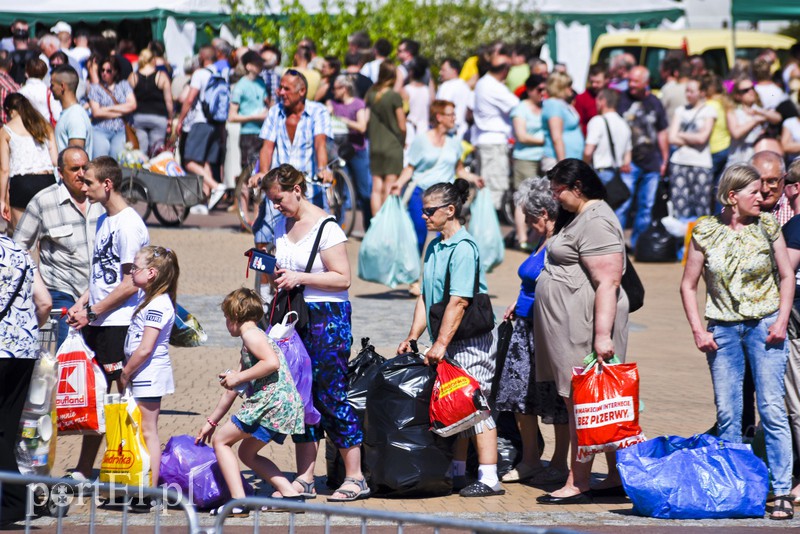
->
[770,495,794,520]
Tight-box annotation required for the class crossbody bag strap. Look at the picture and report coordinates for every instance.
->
[0,260,29,323]
[442,240,481,301]
[304,217,335,273]
[99,83,120,105]
[602,116,618,169]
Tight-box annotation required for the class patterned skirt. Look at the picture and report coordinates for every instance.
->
[446,331,497,437]
[495,317,568,425]
[670,163,713,220]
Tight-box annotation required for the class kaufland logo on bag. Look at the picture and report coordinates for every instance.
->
[574,396,635,429]
[57,360,88,408]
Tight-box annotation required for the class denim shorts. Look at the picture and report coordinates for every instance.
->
[231,415,287,444]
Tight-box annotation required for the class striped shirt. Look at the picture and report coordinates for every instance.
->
[0,71,19,124]
[13,181,105,300]
[259,99,331,176]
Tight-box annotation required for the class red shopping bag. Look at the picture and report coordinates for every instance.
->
[56,329,106,434]
[429,359,489,437]
[572,360,646,462]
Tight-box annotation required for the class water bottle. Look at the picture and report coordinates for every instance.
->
[16,349,59,475]
[220,369,250,398]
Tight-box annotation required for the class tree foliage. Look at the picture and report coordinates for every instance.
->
[224,0,545,67]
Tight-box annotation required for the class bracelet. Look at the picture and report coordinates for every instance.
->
[206,417,218,428]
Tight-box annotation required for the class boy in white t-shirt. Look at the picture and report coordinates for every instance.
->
[66,156,150,481]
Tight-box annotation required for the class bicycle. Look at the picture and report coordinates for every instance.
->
[234,155,357,237]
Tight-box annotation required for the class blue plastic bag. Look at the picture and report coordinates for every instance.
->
[159,435,253,509]
[617,434,768,519]
[468,188,504,272]
[358,195,420,288]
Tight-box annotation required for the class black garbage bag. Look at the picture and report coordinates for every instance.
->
[634,221,678,263]
[364,350,453,497]
[327,338,386,488]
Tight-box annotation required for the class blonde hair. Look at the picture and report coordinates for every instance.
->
[138,48,155,70]
[221,287,264,324]
[717,163,760,206]
[134,246,179,314]
[546,71,573,100]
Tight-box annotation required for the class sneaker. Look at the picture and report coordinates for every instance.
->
[190,204,209,215]
[208,185,227,210]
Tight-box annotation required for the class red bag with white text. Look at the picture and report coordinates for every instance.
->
[429,359,490,437]
[56,328,106,434]
[572,360,645,462]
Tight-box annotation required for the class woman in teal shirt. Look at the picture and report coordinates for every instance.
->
[397,179,502,499]
[541,71,584,170]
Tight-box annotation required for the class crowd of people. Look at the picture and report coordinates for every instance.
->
[3,18,800,523]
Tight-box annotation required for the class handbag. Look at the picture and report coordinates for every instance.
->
[621,254,645,313]
[602,117,631,210]
[268,217,335,335]
[428,240,495,342]
[100,83,139,150]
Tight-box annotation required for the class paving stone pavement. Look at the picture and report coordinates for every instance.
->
[8,223,798,532]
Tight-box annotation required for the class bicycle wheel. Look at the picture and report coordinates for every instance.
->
[152,203,190,226]
[326,169,356,236]
[235,163,260,233]
[119,179,152,222]
[500,188,516,225]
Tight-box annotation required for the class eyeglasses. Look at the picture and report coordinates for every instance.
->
[761,175,785,188]
[736,85,754,94]
[439,112,456,117]
[131,265,149,274]
[421,204,449,217]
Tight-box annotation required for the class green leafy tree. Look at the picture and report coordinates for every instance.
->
[224,0,545,68]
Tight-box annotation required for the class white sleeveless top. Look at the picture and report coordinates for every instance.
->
[4,126,53,177]
[405,83,431,146]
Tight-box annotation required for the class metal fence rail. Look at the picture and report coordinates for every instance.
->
[0,471,203,534]
[212,496,584,534]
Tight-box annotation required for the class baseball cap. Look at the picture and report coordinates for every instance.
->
[51,21,72,35]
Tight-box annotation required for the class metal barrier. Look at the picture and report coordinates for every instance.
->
[211,496,584,534]
[0,471,204,534]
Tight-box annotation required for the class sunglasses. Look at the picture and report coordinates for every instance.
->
[101,68,114,73]
[422,204,450,217]
[736,86,754,94]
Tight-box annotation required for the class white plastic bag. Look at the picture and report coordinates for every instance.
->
[56,329,106,434]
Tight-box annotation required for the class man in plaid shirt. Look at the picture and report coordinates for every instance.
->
[249,69,332,248]
[13,147,104,348]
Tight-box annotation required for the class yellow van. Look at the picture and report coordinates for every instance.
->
[591,29,797,88]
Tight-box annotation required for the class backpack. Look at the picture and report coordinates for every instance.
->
[200,67,230,123]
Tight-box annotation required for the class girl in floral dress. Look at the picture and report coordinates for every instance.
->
[196,288,305,517]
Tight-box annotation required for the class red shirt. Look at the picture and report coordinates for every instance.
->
[573,90,597,136]
[0,71,19,124]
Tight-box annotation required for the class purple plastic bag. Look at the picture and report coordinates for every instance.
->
[268,313,321,425]
[159,435,252,509]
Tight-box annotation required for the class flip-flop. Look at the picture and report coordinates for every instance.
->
[327,476,371,502]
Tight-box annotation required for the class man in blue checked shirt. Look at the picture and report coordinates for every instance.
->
[249,69,333,250]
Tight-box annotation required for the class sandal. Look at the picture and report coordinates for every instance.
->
[293,478,317,499]
[327,476,371,502]
[770,495,794,520]
[210,504,249,518]
[261,495,305,513]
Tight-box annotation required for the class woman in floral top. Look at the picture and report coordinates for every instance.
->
[680,163,795,520]
[196,288,304,517]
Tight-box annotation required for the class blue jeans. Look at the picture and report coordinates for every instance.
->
[706,312,792,495]
[346,148,372,230]
[629,163,661,248]
[49,290,75,351]
[407,186,427,255]
[597,169,634,228]
[92,126,126,160]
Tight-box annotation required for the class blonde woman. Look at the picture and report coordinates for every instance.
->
[726,77,781,166]
[128,48,173,155]
[541,72,584,171]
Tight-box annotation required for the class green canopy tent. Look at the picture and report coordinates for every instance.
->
[731,0,800,22]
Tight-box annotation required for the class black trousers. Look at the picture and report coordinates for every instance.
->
[0,359,34,525]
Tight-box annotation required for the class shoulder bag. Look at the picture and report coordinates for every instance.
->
[602,116,631,210]
[428,240,495,342]
[268,217,335,335]
[99,84,139,150]
[621,254,645,313]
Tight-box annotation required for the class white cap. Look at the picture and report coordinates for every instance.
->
[50,21,72,35]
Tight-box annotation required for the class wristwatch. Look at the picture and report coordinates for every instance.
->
[85,304,97,322]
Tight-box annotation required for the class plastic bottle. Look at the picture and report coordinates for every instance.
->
[16,349,59,475]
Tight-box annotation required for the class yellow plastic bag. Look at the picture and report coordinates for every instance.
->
[99,393,151,487]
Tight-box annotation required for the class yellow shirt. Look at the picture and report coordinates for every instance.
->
[707,97,730,154]
[460,56,479,82]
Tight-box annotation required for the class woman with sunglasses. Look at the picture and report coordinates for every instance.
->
[726,77,781,166]
[680,164,794,520]
[390,99,483,294]
[397,179,503,498]
[87,57,137,159]
[510,74,547,251]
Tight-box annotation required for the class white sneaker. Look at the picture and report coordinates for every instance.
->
[189,204,209,215]
[207,185,227,210]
